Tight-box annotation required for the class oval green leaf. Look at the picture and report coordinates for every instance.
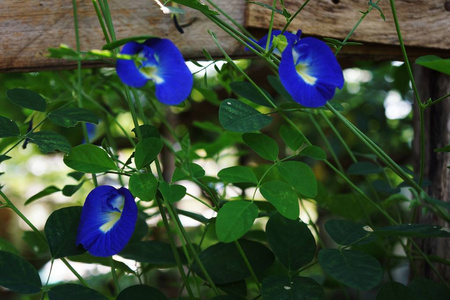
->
[260,181,299,220]
[325,219,374,245]
[230,81,274,107]
[218,166,258,184]
[44,206,86,258]
[28,131,71,153]
[280,124,304,151]
[7,88,47,112]
[319,249,383,291]
[120,241,186,266]
[0,250,42,294]
[266,213,316,270]
[242,133,279,161]
[49,107,98,128]
[347,162,383,175]
[192,240,275,284]
[415,55,450,76]
[64,144,117,173]
[300,145,327,160]
[219,99,272,132]
[374,224,450,238]
[159,181,186,203]
[129,173,158,201]
[25,185,61,205]
[117,285,168,300]
[134,137,164,169]
[216,201,259,243]
[278,161,317,198]
[261,275,324,300]
[0,116,20,137]
[48,283,108,300]
[376,282,412,300]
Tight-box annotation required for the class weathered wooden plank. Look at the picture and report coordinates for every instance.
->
[0,0,246,72]
[246,0,450,51]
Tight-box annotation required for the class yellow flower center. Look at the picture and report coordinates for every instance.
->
[295,63,317,85]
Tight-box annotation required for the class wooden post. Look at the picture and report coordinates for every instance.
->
[413,66,450,281]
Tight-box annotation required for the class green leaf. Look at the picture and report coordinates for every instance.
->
[170,0,219,15]
[319,249,383,291]
[69,253,134,274]
[319,193,377,221]
[102,35,157,50]
[219,99,272,132]
[260,181,299,220]
[0,238,19,255]
[64,144,117,173]
[0,250,42,294]
[134,137,164,169]
[48,107,98,128]
[376,282,413,300]
[415,55,450,76]
[347,161,383,175]
[172,163,205,181]
[424,196,450,211]
[434,145,450,152]
[324,220,374,245]
[25,186,61,205]
[374,224,450,238]
[133,124,161,139]
[261,275,324,300]
[279,124,304,151]
[266,214,315,270]
[300,145,327,160]
[44,206,86,258]
[217,166,258,184]
[278,161,317,198]
[230,81,274,107]
[0,116,20,137]
[120,241,185,266]
[159,181,186,203]
[22,231,49,255]
[62,181,85,197]
[0,155,11,163]
[216,201,259,243]
[408,277,450,300]
[129,173,158,201]
[28,131,71,153]
[67,172,85,181]
[48,283,108,300]
[6,88,47,112]
[242,133,279,161]
[117,285,168,300]
[192,239,275,284]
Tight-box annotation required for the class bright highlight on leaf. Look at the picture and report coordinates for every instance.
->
[116,38,193,105]
[254,30,344,107]
[76,186,138,257]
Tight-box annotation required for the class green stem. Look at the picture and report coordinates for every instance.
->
[234,240,261,291]
[108,257,120,294]
[264,0,277,53]
[0,190,89,287]
[92,0,111,44]
[425,93,450,108]
[309,113,344,172]
[281,0,310,34]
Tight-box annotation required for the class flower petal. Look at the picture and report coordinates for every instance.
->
[76,186,138,257]
[246,30,300,54]
[279,37,344,107]
[116,42,149,88]
[143,39,193,105]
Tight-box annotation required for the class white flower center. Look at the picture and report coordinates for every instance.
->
[295,63,317,85]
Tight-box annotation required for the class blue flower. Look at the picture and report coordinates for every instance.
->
[250,30,300,55]
[255,31,344,108]
[76,186,138,257]
[116,38,193,105]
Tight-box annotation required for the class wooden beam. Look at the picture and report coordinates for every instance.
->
[0,0,247,72]
[246,0,450,59]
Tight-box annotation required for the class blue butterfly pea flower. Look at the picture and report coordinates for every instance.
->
[76,185,138,257]
[254,31,344,108]
[250,29,300,55]
[116,38,193,105]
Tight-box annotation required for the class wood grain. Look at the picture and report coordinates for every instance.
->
[0,0,247,72]
[246,0,450,50]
